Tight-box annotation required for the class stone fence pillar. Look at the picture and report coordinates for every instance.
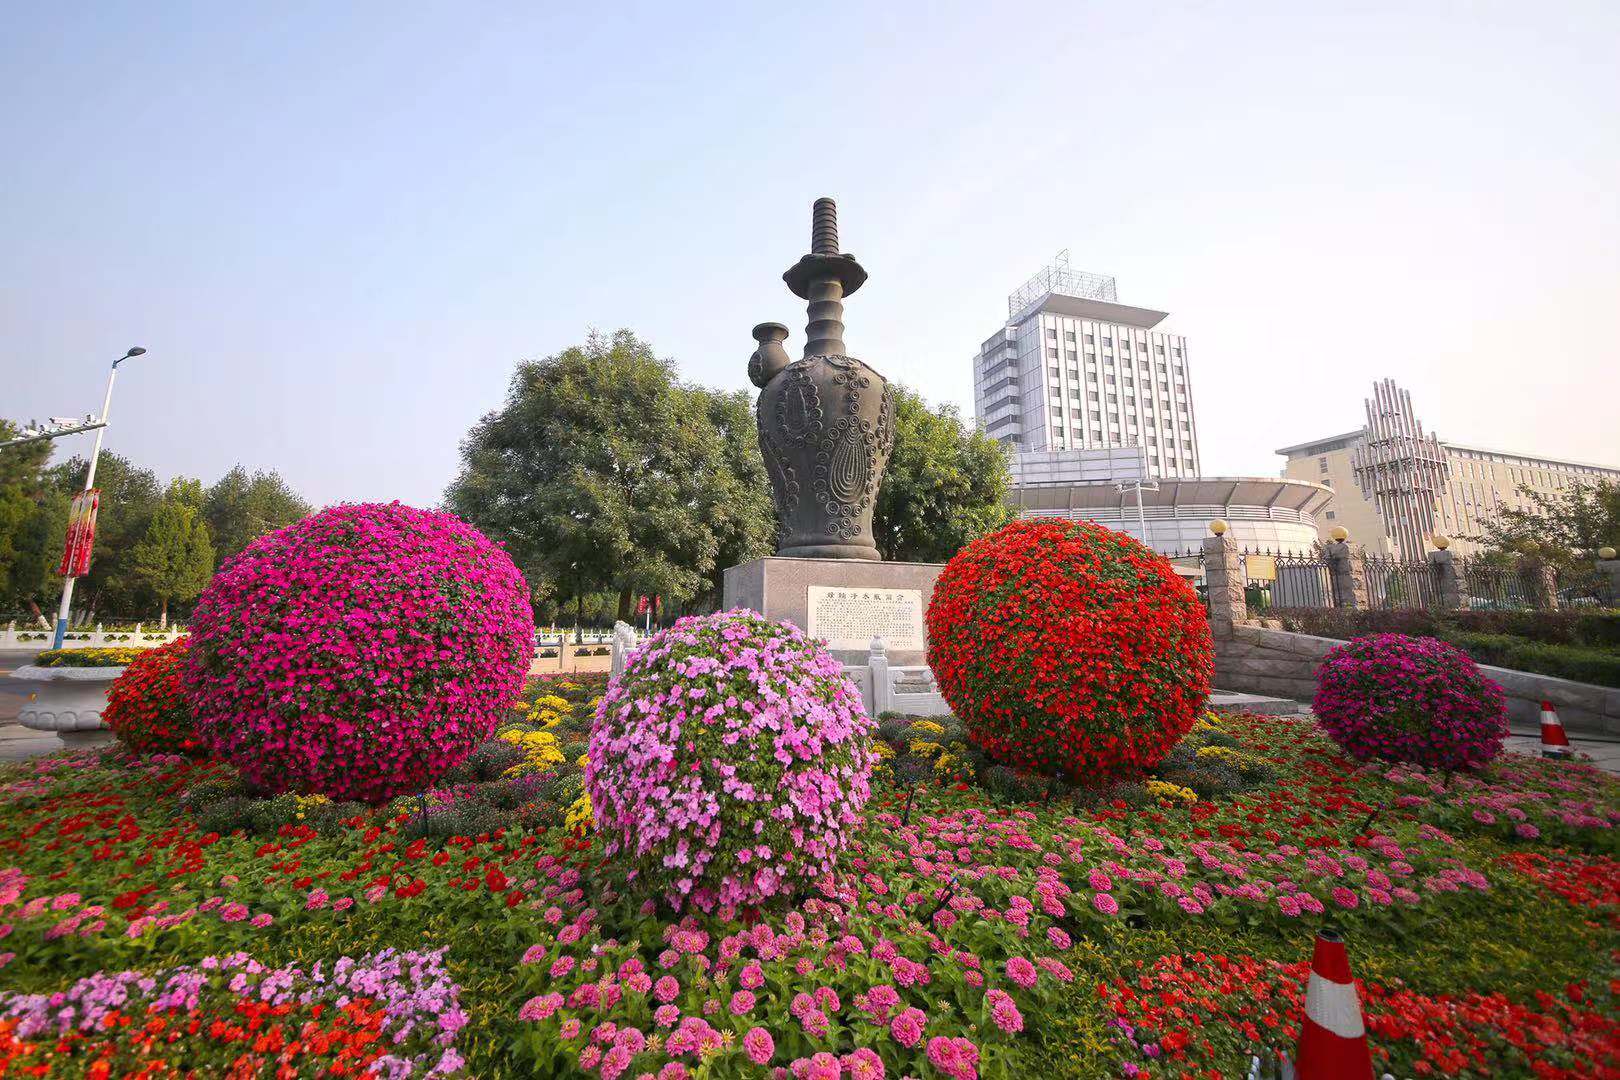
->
[1202,530,1245,637]
[1325,540,1368,610]
[1523,557,1559,612]
[1429,548,1464,612]
[1598,551,1620,606]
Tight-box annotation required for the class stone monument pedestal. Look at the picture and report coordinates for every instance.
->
[722,556,944,667]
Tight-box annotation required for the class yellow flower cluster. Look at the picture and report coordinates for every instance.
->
[523,693,573,728]
[564,790,594,832]
[1195,745,1255,768]
[35,646,149,669]
[908,719,946,737]
[499,728,565,773]
[909,739,944,758]
[292,793,329,820]
[933,752,959,778]
[1192,712,1226,735]
[1145,779,1198,805]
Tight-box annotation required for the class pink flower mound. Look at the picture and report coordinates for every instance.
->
[185,502,534,803]
[586,610,875,913]
[1313,633,1508,771]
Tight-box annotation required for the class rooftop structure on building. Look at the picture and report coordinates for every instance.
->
[1277,378,1620,560]
[973,252,1200,479]
[1007,446,1332,559]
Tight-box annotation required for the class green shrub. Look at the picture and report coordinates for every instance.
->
[1445,631,1620,688]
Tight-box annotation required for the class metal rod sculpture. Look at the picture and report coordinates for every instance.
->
[1350,379,1450,562]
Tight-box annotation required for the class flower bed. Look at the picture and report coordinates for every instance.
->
[0,700,1616,1078]
[0,947,465,1076]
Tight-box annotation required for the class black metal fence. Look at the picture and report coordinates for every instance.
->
[1458,557,1535,611]
[1266,550,1337,610]
[1554,564,1619,609]
[1362,554,1441,611]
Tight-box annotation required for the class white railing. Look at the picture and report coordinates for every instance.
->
[0,622,187,652]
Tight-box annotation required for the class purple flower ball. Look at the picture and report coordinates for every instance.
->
[185,502,534,802]
[1312,633,1508,770]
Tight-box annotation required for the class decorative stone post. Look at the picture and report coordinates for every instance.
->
[1202,520,1245,637]
[1598,547,1620,607]
[867,635,893,717]
[1428,535,1463,612]
[1523,555,1560,612]
[1324,527,1368,610]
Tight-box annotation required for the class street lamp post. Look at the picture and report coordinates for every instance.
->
[51,347,146,649]
[1117,477,1161,548]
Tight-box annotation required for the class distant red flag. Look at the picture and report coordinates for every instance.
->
[636,594,649,616]
[58,489,100,578]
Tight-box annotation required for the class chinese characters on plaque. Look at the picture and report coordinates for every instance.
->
[806,586,924,652]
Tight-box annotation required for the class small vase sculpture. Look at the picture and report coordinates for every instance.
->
[750,198,894,561]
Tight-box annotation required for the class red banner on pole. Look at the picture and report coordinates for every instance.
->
[58,489,100,578]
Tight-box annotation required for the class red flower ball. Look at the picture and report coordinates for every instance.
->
[925,518,1213,782]
[104,639,204,756]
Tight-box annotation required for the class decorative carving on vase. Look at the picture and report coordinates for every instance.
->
[749,198,893,560]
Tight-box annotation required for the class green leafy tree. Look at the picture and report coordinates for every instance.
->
[693,387,776,609]
[0,421,53,620]
[1475,481,1620,569]
[130,480,215,626]
[873,387,1012,563]
[448,330,770,622]
[202,466,312,566]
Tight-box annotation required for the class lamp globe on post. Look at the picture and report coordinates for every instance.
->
[1432,534,1450,551]
[1329,526,1349,544]
[1600,546,1617,562]
[1209,519,1229,537]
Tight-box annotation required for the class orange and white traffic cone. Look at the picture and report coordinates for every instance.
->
[1295,928,1373,1080]
[1539,701,1572,759]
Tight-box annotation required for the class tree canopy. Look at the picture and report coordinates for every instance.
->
[873,387,1012,563]
[446,330,775,621]
[203,466,313,566]
[0,425,312,622]
[130,480,216,625]
[1475,481,1620,567]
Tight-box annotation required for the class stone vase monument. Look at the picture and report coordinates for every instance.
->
[750,198,894,559]
[724,198,944,671]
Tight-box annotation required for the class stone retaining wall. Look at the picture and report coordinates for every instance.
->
[1211,624,1339,702]
[1211,623,1620,738]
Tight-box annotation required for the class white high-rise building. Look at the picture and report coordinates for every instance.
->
[972,253,1201,478]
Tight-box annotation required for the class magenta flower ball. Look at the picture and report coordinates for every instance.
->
[1312,633,1508,770]
[185,502,534,803]
[586,610,874,913]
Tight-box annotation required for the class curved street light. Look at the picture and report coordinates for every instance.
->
[51,347,148,648]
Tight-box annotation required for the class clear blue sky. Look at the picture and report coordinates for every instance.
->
[5,2,1617,508]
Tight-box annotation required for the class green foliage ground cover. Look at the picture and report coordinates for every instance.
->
[1,683,1616,1078]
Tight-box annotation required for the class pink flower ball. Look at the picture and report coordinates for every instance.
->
[185,503,533,803]
[587,611,874,913]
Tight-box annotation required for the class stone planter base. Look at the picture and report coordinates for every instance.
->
[12,665,124,734]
